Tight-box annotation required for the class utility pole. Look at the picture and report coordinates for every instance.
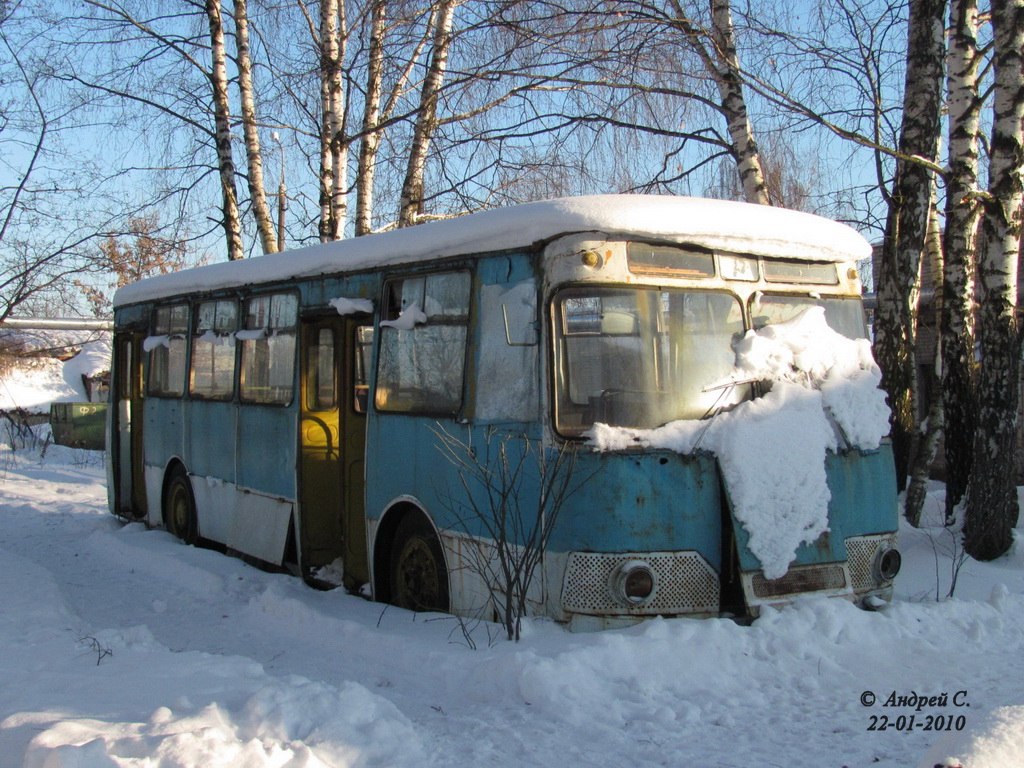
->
[273,132,287,252]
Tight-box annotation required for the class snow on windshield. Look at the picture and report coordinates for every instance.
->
[587,306,891,579]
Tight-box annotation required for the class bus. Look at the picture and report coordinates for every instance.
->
[107,195,900,631]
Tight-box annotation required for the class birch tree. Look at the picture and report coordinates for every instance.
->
[904,195,944,526]
[233,0,278,253]
[59,1,250,261]
[963,0,1024,560]
[723,0,918,231]
[314,0,349,241]
[871,0,946,492]
[398,0,460,228]
[940,0,983,519]
[668,0,769,205]
[205,0,244,261]
[355,0,388,236]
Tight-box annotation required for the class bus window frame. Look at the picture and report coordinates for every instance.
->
[147,302,190,398]
[748,291,869,340]
[305,324,338,412]
[189,298,239,402]
[352,324,374,415]
[238,290,300,407]
[550,283,748,439]
[761,258,840,286]
[625,242,717,279]
[374,269,473,418]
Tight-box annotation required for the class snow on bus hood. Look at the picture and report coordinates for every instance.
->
[586,307,891,580]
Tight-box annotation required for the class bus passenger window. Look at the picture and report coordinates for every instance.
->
[147,303,189,396]
[240,293,298,405]
[375,272,470,414]
[353,325,373,413]
[190,300,237,400]
[307,327,336,411]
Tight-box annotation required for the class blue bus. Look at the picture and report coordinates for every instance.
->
[108,195,899,630]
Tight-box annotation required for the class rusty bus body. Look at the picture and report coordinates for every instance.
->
[108,196,899,629]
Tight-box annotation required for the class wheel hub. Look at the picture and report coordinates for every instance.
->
[396,538,440,610]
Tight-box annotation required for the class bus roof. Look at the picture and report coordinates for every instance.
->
[113,195,871,308]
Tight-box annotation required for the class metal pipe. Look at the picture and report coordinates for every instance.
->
[1,317,114,331]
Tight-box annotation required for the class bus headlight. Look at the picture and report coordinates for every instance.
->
[872,545,902,583]
[580,249,603,269]
[613,560,656,605]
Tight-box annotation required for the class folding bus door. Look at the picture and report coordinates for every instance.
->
[113,332,147,518]
[298,316,370,589]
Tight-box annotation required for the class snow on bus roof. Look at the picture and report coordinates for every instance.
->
[113,195,871,308]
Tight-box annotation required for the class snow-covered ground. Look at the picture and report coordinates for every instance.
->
[0,337,110,413]
[1,437,1022,768]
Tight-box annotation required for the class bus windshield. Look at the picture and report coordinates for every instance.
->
[554,287,747,435]
[751,294,867,339]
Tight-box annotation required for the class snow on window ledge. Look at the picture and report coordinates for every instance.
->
[142,335,171,352]
[380,302,428,330]
[329,297,374,316]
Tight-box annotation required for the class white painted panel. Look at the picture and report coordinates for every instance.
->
[189,476,236,545]
[228,491,293,565]
[143,465,163,528]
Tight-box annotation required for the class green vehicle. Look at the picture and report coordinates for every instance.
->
[50,402,107,451]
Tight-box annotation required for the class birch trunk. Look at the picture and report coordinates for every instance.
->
[941,0,982,519]
[233,0,277,254]
[318,0,347,241]
[708,0,769,205]
[668,0,767,205]
[355,0,387,236]
[872,0,945,492]
[329,0,348,242]
[398,0,458,228]
[963,0,1024,560]
[905,197,944,527]
[205,0,244,261]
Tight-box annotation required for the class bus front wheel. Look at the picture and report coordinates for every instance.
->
[163,468,198,545]
[389,514,449,614]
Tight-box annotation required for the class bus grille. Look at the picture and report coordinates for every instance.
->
[561,551,720,615]
[750,563,847,599]
[845,534,895,592]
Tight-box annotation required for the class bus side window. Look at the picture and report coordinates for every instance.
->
[190,299,237,400]
[476,279,538,422]
[307,326,336,411]
[147,303,189,397]
[375,271,470,415]
[240,293,298,405]
[353,325,373,413]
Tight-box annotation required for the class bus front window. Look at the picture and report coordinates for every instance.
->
[554,288,746,436]
[751,294,868,340]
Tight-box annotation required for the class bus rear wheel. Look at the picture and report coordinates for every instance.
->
[163,468,198,545]
[389,514,449,613]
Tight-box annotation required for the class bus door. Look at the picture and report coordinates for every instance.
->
[298,316,371,589]
[113,332,147,518]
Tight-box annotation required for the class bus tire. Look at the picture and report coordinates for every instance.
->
[163,467,198,545]
[389,513,449,614]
